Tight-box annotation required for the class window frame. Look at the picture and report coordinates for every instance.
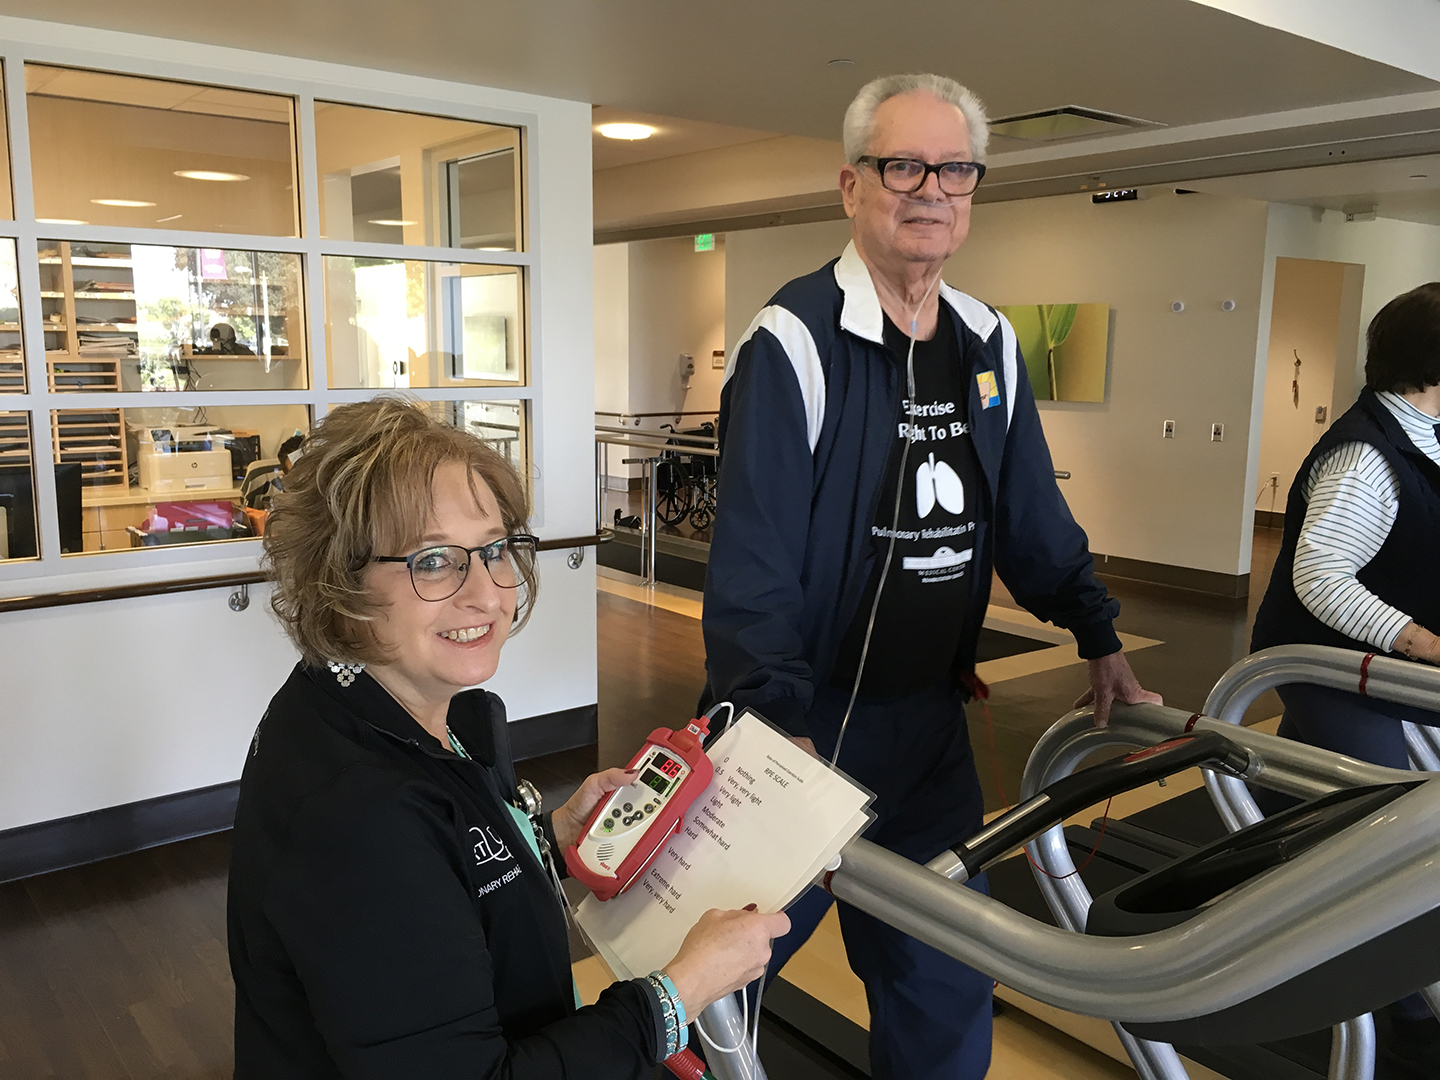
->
[0,43,540,587]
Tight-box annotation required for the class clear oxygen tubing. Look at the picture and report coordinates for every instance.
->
[695,697,766,1075]
[829,263,947,770]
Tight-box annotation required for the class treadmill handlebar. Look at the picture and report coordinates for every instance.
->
[932,731,1252,882]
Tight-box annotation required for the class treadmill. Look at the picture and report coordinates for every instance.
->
[689,693,1440,1080]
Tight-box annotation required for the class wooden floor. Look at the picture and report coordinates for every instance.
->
[0,532,1286,1078]
[0,835,233,1080]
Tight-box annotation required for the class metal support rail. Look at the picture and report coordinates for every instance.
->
[828,705,1436,1022]
[703,702,1440,1080]
[618,456,661,584]
[1018,702,1439,1080]
[1201,645,1440,832]
[1200,645,1440,1054]
[595,424,718,445]
[595,410,719,425]
[594,432,719,565]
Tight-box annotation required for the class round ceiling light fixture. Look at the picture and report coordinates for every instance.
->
[174,170,251,182]
[91,198,156,207]
[828,58,856,67]
[37,217,87,225]
[368,219,418,226]
[598,122,656,141]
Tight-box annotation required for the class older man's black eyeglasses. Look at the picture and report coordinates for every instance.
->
[374,535,539,602]
[855,156,986,197]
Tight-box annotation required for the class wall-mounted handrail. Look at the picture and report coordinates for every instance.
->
[0,533,613,616]
[594,424,718,446]
[595,410,719,420]
[595,434,718,457]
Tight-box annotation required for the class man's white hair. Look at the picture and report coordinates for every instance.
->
[842,73,990,165]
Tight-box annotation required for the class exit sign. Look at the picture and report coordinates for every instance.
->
[1092,188,1139,204]
[694,233,715,252]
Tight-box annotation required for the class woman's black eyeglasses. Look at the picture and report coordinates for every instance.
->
[374,535,539,602]
[855,156,986,197]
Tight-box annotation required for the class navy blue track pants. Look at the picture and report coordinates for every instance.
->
[758,680,993,1080]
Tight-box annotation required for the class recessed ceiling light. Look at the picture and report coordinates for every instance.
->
[367,219,418,226]
[828,58,856,67]
[37,217,87,225]
[156,213,184,223]
[91,198,156,207]
[174,170,250,182]
[598,123,656,141]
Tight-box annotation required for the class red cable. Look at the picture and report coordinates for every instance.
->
[974,680,1114,881]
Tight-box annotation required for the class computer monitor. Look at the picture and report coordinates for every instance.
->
[54,462,82,554]
[0,462,85,558]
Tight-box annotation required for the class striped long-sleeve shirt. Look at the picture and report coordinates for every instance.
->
[1294,391,1440,650]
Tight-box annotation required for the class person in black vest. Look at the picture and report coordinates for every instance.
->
[1252,282,1440,764]
[228,397,788,1079]
[1250,283,1440,1075]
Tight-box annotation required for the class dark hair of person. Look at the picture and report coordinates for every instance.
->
[277,433,305,466]
[1365,282,1440,394]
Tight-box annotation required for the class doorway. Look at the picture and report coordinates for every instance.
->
[1254,257,1366,526]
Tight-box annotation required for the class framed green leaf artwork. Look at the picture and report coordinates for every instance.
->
[996,302,1110,402]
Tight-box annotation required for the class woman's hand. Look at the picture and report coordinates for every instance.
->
[1396,622,1440,666]
[663,906,792,1016]
[551,768,637,850]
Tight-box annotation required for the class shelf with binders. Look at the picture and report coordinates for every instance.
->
[39,240,137,394]
[50,409,128,488]
[0,411,31,467]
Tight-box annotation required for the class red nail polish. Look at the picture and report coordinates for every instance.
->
[743,903,758,912]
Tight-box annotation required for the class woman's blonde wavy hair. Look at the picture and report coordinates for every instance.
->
[264,396,536,666]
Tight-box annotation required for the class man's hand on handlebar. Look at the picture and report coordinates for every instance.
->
[1075,650,1163,728]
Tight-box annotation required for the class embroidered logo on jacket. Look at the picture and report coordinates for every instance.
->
[976,370,1001,410]
[470,825,512,865]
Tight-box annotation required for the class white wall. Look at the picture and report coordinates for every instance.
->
[1262,204,1440,402]
[594,243,630,416]
[626,235,727,417]
[1254,257,1357,509]
[726,190,1273,577]
[0,21,598,833]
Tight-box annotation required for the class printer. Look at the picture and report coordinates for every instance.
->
[137,425,235,494]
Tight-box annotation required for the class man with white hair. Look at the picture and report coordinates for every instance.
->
[701,73,1160,1077]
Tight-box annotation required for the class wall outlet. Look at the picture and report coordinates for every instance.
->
[1162,420,1175,439]
[1211,423,1224,442]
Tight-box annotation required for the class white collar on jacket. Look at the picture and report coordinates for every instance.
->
[832,239,999,345]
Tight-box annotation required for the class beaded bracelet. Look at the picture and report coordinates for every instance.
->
[645,971,689,1056]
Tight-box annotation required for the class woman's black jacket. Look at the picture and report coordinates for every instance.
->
[227,663,664,1079]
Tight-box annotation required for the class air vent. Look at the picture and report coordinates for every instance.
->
[990,107,1157,143]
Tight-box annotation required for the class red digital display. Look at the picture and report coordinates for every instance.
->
[655,753,683,779]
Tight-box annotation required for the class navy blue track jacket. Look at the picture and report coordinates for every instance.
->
[702,242,1121,740]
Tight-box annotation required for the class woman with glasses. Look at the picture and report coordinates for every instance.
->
[228,396,787,1079]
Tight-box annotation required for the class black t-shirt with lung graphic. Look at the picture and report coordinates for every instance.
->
[831,308,982,699]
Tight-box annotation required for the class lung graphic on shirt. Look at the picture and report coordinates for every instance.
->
[916,452,964,518]
[470,825,512,866]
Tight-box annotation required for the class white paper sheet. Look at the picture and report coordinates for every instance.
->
[576,710,873,980]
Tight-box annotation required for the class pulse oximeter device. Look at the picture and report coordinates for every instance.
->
[564,716,714,901]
